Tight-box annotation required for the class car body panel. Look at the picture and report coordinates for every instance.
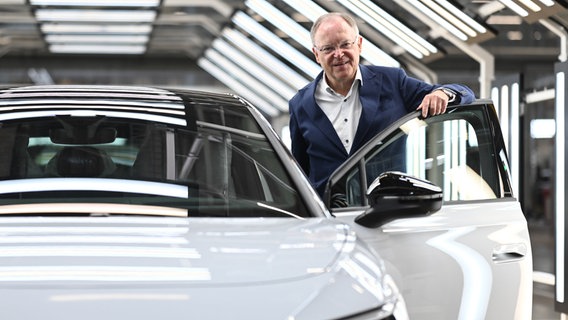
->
[0,85,530,319]
[326,102,533,319]
[0,215,393,320]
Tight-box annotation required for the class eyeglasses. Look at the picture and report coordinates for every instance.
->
[314,38,358,55]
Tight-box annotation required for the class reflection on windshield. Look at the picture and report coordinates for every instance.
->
[0,101,310,218]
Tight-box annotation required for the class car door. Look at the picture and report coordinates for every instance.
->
[325,101,533,319]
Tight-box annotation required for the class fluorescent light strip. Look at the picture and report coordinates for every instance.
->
[205,48,289,112]
[0,109,186,126]
[245,0,312,49]
[41,23,152,34]
[212,38,297,100]
[50,44,146,54]
[420,0,477,37]
[556,71,565,304]
[0,178,188,198]
[499,0,530,16]
[518,0,542,11]
[222,28,309,89]
[407,0,468,41]
[434,0,488,33]
[35,9,157,22]
[197,58,280,117]
[31,0,160,6]
[539,0,555,6]
[45,35,149,44]
[510,82,520,198]
[281,0,399,67]
[232,11,321,78]
[339,0,432,58]
[355,0,438,53]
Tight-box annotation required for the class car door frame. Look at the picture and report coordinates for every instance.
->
[324,100,533,319]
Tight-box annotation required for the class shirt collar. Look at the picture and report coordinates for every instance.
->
[322,66,363,95]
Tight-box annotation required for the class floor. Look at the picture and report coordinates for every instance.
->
[530,219,562,320]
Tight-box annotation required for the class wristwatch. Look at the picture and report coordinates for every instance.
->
[437,87,456,103]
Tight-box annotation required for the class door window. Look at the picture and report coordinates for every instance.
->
[329,105,509,207]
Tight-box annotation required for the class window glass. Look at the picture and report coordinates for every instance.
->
[0,104,309,218]
[331,109,504,207]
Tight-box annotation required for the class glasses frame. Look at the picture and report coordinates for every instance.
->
[314,36,359,55]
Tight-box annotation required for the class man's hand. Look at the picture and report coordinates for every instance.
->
[416,89,449,118]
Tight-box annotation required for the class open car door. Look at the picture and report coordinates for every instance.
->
[325,100,533,319]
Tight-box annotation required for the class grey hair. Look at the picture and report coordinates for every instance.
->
[310,12,359,46]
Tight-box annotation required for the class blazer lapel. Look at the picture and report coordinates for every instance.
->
[302,74,348,155]
[352,66,383,153]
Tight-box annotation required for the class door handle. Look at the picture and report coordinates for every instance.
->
[492,243,527,264]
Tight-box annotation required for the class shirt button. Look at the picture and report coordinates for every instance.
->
[343,98,347,102]
[345,139,349,144]
[344,118,348,122]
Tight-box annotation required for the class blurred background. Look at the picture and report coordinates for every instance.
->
[0,0,565,317]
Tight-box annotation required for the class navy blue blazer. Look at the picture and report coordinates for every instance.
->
[288,64,476,196]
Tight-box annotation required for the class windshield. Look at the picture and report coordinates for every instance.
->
[0,102,310,218]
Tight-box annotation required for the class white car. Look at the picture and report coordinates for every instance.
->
[0,85,530,319]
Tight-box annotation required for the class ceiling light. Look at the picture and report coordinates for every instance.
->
[45,35,149,44]
[49,44,146,54]
[30,0,159,5]
[35,9,157,22]
[212,38,297,100]
[245,0,311,48]
[498,0,565,22]
[204,48,289,112]
[222,28,309,90]
[41,23,153,34]
[197,58,280,117]
[232,11,321,78]
[280,0,400,67]
[338,0,438,59]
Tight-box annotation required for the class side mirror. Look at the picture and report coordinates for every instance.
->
[355,171,443,228]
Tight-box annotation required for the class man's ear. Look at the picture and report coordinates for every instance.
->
[312,47,321,64]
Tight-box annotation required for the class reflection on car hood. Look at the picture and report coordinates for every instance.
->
[0,215,388,319]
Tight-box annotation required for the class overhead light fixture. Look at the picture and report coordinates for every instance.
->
[245,0,311,48]
[30,0,159,6]
[211,38,297,100]
[197,58,280,117]
[498,0,565,23]
[401,0,493,43]
[337,0,438,59]
[35,9,157,22]
[280,0,400,67]
[232,11,321,78]
[45,35,149,44]
[204,48,290,112]
[41,23,153,34]
[49,44,146,54]
[222,28,309,90]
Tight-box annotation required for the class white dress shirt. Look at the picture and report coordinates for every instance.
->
[315,68,363,154]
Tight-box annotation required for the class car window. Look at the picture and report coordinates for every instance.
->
[329,105,509,207]
[0,103,310,218]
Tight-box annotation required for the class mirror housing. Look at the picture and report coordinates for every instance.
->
[355,171,443,228]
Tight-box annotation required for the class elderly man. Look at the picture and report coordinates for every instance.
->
[288,12,476,196]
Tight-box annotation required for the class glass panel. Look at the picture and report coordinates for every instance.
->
[331,109,502,207]
[0,104,309,218]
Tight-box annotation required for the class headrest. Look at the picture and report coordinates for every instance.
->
[49,146,116,177]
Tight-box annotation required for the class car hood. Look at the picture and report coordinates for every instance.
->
[0,215,392,320]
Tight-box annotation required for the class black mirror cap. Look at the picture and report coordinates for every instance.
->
[355,171,443,228]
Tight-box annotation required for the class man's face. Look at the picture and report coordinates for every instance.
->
[312,16,362,88]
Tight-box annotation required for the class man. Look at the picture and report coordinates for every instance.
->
[288,12,476,197]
